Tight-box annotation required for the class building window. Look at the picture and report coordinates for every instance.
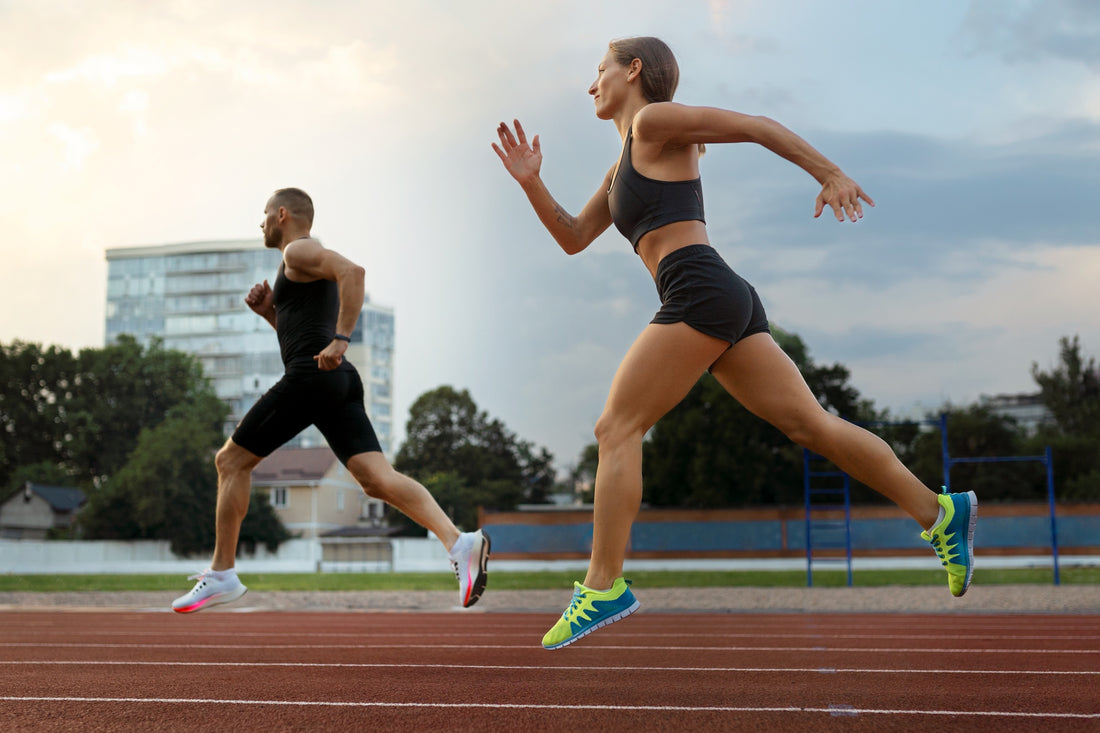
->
[337,491,345,513]
[270,487,288,508]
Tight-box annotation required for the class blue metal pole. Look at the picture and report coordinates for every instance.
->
[804,448,812,587]
[843,473,853,587]
[1046,445,1060,586]
[940,412,951,491]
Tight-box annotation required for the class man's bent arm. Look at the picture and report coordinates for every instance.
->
[283,238,366,340]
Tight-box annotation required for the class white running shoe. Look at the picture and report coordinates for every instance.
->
[449,530,490,608]
[171,568,248,613]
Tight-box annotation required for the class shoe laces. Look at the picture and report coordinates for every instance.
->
[448,535,469,578]
[928,529,960,566]
[929,538,948,566]
[563,587,585,619]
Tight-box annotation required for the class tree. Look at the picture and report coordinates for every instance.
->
[66,336,209,486]
[395,386,555,529]
[0,336,215,492]
[1029,335,1100,501]
[79,390,289,555]
[1031,335,1100,438]
[0,342,77,494]
[1,336,290,551]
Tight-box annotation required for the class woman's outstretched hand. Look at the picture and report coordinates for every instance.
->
[814,172,875,222]
[492,119,542,186]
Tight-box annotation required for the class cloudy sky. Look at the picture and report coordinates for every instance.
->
[2,0,1098,473]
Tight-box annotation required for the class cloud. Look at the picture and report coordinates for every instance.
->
[962,0,1100,70]
[696,119,1100,295]
[45,46,170,87]
[47,123,100,169]
[2,0,1099,473]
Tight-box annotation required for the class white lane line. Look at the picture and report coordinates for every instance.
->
[5,660,1097,675]
[1,642,1095,654]
[0,696,1096,719]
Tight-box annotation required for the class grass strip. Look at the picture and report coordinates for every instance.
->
[0,566,1095,592]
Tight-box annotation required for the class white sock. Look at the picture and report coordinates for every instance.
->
[448,533,469,557]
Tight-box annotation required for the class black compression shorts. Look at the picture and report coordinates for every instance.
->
[231,366,382,465]
[651,244,770,346]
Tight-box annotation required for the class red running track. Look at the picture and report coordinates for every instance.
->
[0,609,1097,732]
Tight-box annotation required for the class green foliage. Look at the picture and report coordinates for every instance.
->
[394,386,555,529]
[0,336,210,490]
[0,342,77,491]
[1032,335,1100,438]
[78,389,221,553]
[0,336,290,552]
[80,390,289,555]
[1029,336,1100,501]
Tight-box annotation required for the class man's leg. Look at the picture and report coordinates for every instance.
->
[347,451,490,607]
[171,439,261,613]
[212,439,264,570]
[347,451,461,549]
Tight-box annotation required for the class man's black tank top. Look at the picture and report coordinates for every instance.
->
[273,263,349,373]
[607,127,705,251]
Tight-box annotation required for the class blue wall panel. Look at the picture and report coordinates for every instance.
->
[631,521,783,552]
[489,512,1097,554]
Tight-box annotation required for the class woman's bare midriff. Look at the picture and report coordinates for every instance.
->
[635,219,712,279]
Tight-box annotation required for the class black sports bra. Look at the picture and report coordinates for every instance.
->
[607,127,705,251]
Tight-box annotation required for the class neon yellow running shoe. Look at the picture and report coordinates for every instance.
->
[920,488,977,597]
[542,578,639,650]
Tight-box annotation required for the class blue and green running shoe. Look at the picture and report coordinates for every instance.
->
[920,488,977,597]
[542,578,640,650]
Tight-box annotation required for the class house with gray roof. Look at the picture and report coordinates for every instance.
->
[0,483,87,539]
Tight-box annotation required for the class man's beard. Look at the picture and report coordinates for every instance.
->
[263,225,282,249]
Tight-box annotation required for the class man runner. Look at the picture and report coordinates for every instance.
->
[171,187,489,613]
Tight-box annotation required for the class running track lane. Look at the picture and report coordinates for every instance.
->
[0,610,1097,732]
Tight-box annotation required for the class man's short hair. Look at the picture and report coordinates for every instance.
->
[271,187,314,227]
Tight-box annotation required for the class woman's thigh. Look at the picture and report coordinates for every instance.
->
[599,322,731,438]
[708,332,827,438]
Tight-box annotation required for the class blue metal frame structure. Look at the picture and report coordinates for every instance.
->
[803,412,1060,586]
[938,413,1060,584]
[803,449,853,587]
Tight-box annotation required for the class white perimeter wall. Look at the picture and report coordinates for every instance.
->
[2,539,1089,575]
[0,538,452,575]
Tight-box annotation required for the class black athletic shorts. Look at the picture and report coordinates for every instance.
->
[231,365,382,465]
[651,244,770,346]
